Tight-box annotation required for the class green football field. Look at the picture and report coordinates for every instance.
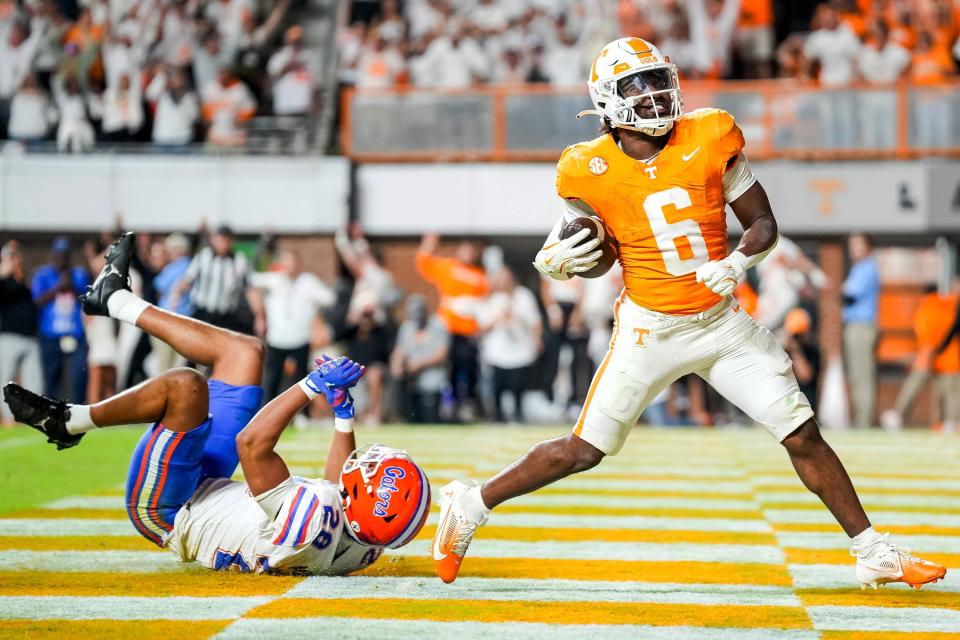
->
[0,424,958,639]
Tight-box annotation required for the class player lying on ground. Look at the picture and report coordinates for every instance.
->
[4,234,430,574]
[432,37,947,591]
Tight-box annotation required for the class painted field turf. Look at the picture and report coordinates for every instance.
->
[0,425,957,639]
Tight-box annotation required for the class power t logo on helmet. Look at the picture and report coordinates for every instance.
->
[583,37,684,137]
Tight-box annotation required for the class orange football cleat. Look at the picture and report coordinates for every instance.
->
[853,535,947,590]
[431,480,488,584]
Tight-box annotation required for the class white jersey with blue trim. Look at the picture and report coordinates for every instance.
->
[167,476,383,574]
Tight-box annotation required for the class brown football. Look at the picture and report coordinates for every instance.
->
[558,216,618,279]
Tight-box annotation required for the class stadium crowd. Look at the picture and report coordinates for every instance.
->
[13,222,954,431]
[339,0,960,87]
[0,0,318,151]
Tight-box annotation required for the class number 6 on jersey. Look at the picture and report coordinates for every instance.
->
[643,187,709,276]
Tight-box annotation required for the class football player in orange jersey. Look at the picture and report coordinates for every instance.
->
[432,37,947,590]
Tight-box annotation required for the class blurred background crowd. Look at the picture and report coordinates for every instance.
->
[3,223,957,431]
[2,0,960,153]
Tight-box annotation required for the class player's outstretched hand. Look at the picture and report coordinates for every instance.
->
[305,356,365,419]
[533,228,602,279]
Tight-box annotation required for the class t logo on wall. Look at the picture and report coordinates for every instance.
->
[899,183,917,211]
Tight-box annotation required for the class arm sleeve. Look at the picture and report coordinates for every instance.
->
[722,152,758,203]
[415,252,450,284]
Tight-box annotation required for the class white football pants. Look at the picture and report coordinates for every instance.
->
[575,293,814,455]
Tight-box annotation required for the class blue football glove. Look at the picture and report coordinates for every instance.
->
[305,356,365,419]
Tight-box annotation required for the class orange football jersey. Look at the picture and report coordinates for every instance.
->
[556,108,744,315]
[914,292,960,374]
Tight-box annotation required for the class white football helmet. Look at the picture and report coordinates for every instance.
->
[585,37,683,137]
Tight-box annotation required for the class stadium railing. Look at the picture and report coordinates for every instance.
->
[341,80,960,162]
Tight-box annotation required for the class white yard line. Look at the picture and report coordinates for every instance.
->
[788,564,960,591]
[0,596,269,620]
[285,576,801,607]
[808,605,960,632]
[765,509,960,527]
[216,618,821,640]
[777,531,960,553]
[0,550,183,573]
[0,519,135,537]
[391,539,785,564]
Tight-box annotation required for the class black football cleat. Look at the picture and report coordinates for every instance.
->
[80,231,135,317]
[2,383,82,450]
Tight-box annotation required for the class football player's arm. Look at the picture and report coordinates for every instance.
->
[696,154,779,296]
[238,358,363,495]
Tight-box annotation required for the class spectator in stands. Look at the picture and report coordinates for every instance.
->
[100,73,144,143]
[8,74,54,145]
[205,0,253,58]
[409,22,489,88]
[354,28,405,88]
[911,30,954,149]
[539,275,591,416]
[30,236,90,402]
[754,235,826,330]
[417,232,489,422]
[0,19,44,139]
[736,0,774,78]
[802,5,861,148]
[687,0,740,79]
[342,289,392,425]
[335,224,402,322]
[857,20,910,149]
[881,283,960,432]
[193,30,229,96]
[147,67,200,149]
[174,224,264,335]
[252,248,334,402]
[478,266,542,423]
[201,66,256,147]
[53,74,95,153]
[390,294,450,424]
[0,241,41,426]
[781,307,822,411]
[83,248,118,404]
[267,25,315,117]
[151,233,193,372]
[491,45,530,84]
[101,27,144,90]
[843,232,880,428]
[542,23,584,85]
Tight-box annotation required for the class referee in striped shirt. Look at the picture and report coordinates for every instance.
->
[174,225,265,335]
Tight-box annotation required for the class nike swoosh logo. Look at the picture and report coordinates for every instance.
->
[433,508,453,561]
[682,146,702,162]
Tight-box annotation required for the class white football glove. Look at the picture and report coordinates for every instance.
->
[695,251,750,296]
[533,228,602,280]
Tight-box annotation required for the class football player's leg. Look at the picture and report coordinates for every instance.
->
[702,314,945,588]
[433,300,677,583]
[697,315,868,533]
[121,369,213,546]
[4,367,209,450]
[83,231,264,388]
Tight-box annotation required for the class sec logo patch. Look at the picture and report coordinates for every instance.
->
[588,156,608,175]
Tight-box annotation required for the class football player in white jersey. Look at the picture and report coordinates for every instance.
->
[5,233,430,574]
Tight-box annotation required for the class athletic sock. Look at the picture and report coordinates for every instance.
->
[106,289,150,326]
[851,526,885,557]
[65,404,98,435]
[462,485,492,521]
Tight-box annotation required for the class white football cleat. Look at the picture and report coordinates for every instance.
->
[880,410,903,432]
[853,534,947,590]
[431,480,489,584]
